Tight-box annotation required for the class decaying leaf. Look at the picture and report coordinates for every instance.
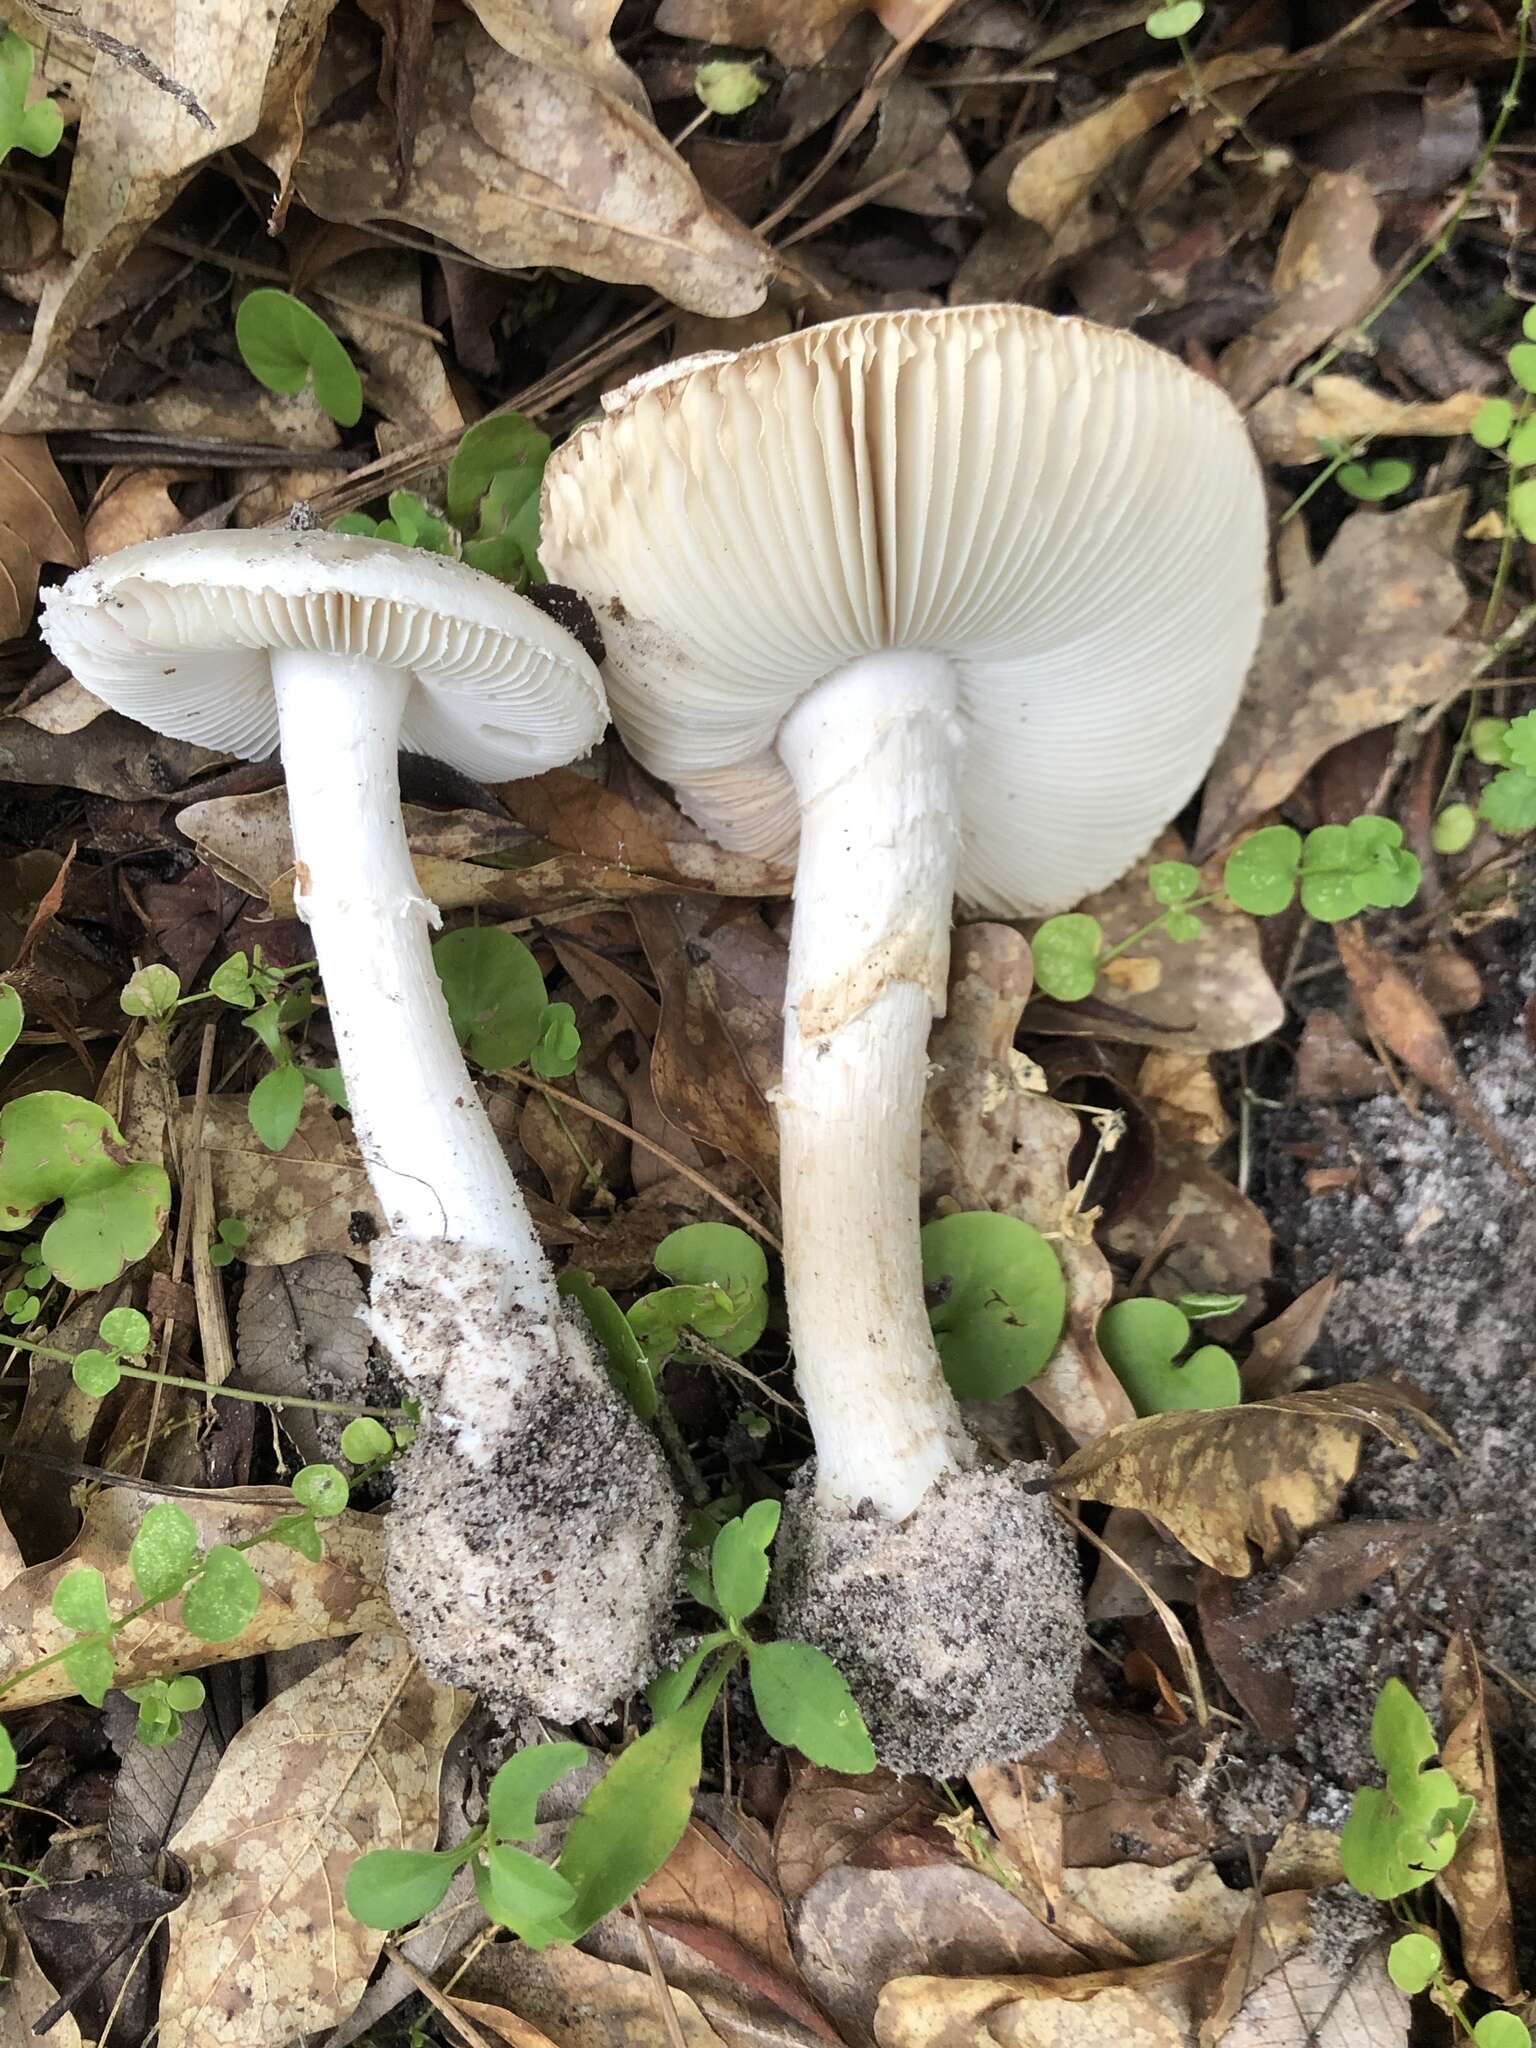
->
[656,0,865,65]
[0,434,82,634]
[1437,1632,1519,2001]
[923,923,1132,1442]
[775,1766,945,1906]
[874,1949,1221,2048]
[458,1936,730,2048]
[1221,1945,1409,2048]
[236,1254,373,1465]
[0,1901,83,2048]
[105,1691,221,1875]
[82,462,192,560]
[158,1635,465,2048]
[1051,1382,1450,1576]
[0,1485,392,1706]
[1197,500,1470,856]
[1248,375,1489,467]
[188,1097,386,1266]
[1334,923,1529,1184]
[1217,172,1383,407]
[0,0,339,419]
[298,17,769,317]
[631,896,783,1196]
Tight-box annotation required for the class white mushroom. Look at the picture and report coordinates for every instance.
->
[543,305,1267,1772]
[41,529,683,1722]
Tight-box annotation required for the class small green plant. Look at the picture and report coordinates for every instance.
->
[1031,817,1420,1004]
[1145,0,1202,34]
[211,949,345,1150]
[0,1094,171,1290]
[1281,437,1415,524]
[1386,1929,1530,2046]
[334,412,552,593]
[124,1672,206,1748]
[1339,1678,1474,1900]
[346,1503,874,1942]
[1469,710,1536,838]
[208,1216,250,1268]
[433,926,580,1081]
[561,1222,770,1418]
[0,30,63,166]
[920,1211,1066,1400]
[1097,1296,1240,1416]
[695,58,767,115]
[235,289,363,428]
[1469,307,1536,621]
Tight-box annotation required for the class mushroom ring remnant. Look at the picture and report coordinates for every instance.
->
[543,305,1267,1772]
[41,529,683,1722]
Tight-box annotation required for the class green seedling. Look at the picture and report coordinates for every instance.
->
[207,949,342,1150]
[0,30,62,166]
[562,1222,770,1417]
[124,1673,206,1749]
[0,1093,171,1289]
[1097,1297,1240,1415]
[1335,455,1413,503]
[333,490,457,556]
[433,926,581,1079]
[1474,709,1536,838]
[119,963,182,1022]
[347,1504,873,1944]
[920,1210,1066,1399]
[1386,1929,1529,2045]
[695,58,767,114]
[1431,803,1477,855]
[1145,1,1202,38]
[236,289,363,428]
[1339,1678,1474,1900]
[1031,816,1420,1005]
[209,1216,250,1268]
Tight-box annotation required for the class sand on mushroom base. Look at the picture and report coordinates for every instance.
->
[773,1459,1084,1778]
[371,1236,683,1724]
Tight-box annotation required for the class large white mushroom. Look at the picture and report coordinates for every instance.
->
[41,529,683,1722]
[543,305,1267,1773]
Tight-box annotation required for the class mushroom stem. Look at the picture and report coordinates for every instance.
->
[270,650,555,1313]
[777,650,975,1520]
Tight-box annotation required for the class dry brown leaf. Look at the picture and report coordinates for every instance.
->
[1249,376,1489,467]
[188,1096,387,1265]
[0,0,338,420]
[1051,1382,1447,1576]
[450,2003,562,2048]
[298,16,768,317]
[1006,50,1286,243]
[1136,1053,1231,1154]
[0,1901,82,2048]
[1240,1276,1339,1399]
[1217,172,1383,408]
[1196,500,1470,857]
[82,463,191,559]
[775,1766,945,1906]
[923,923,1133,1443]
[0,434,82,634]
[640,1822,802,1991]
[158,1634,465,2048]
[968,1764,1137,1965]
[1438,1633,1520,2001]
[1059,1857,1249,1963]
[874,1950,1221,2048]
[1221,1944,1408,2048]
[1334,923,1528,1184]
[1103,1143,1273,1330]
[655,0,864,64]
[0,1486,392,1707]
[236,1255,373,1467]
[1027,832,1284,1053]
[1295,1009,1389,1104]
[459,1937,730,2047]
[631,897,783,1196]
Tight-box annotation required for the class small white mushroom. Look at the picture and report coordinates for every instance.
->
[544,306,1267,1772]
[41,530,683,1722]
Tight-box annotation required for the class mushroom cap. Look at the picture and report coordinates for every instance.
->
[541,305,1267,916]
[40,528,607,779]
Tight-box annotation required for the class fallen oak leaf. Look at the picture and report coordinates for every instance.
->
[158,1635,466,2048]
[1437,1631,1519,2002]
[0,1484,393,1707]
[1196,499,1470,858]
[1334,922,1529,1185]
[1050,1382,1452,1576]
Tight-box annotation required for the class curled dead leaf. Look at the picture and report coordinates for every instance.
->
[1249,375,1489,467]
[0,434,82,635]
[158,1635,466,2048]
[1051,1382,1451,1576]
[1438,1632,1520,2002]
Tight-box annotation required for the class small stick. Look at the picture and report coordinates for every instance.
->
[629,1901,690,2048]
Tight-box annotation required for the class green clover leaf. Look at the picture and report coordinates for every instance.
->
[0,1093,171,1288]
[235,289,363,427]
[1031,913,1102,1002]
[1223,825,1302,916]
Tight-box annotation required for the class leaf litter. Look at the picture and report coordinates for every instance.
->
[0,4,1532,2046]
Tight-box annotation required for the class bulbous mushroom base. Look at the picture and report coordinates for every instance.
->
[773,1461,1083,1778]
[371,1237,682,1724]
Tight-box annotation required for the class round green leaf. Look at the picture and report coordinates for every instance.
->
[1145,0,1203,36]
[1472,716,1511,764]
[1502,710,1536,773]
[1097,1297,1241,1415]
[217,1217,250,1248]
[1510,478,1536,542]
[72,1348,122,1397]
[62,1638,115,1709]
[652,1222,769,1357]
[340,1416,394,1464]
[208,954,255,1008]
[1479,769,1536,837]
[0,1092,171,1288]
[481,1841,576,1933]
[292,1463,349,1516]
[249,1064,308,1153]
[53,1564,111,1636]
[922,1211,1067,1400]
[181,1546,261,1644]
[1163,908,1204,942]
[433,926,548,1071]
[1507,342,1536,396]
[1386,1932,1440,1993]
[1147,860,1199,905]
[345,1847,462,1931]
[1030,914,1101,1002]
[131,1502,201,1603]
[530,1001,581,1080]
[1473,2015,1531,2048]
[1505,414,1536,469]
[235,289,363,427]
[695,57,766,113]
[164,1674,206,1712]
[100,1306,151,1356]
[1223,825,1302,916]
[120,964,181,1020]
[1471,397,1514,449]
[746,1639,877,1772]
[1336,458,1413,503]
[445,412,550,528]
[1431,804,1476,855]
